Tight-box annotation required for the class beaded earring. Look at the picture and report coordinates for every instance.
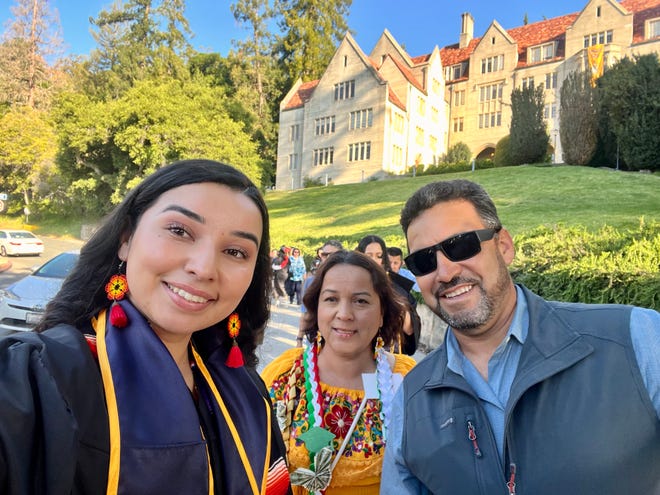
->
[225,312,244,368]
[374,332,384,359]
[105,262,129,328]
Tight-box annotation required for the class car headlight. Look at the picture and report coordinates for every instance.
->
[0,288,19,301]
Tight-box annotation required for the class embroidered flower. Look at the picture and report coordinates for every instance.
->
[227,312,241,338]
[325,404,352,438]
[105,274,128,301]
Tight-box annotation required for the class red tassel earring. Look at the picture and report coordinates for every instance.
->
[105,263,129,328]
[225,312,244,368]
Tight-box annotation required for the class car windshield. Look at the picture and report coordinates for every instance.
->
[10,231,37,239]
[34,253,79,278]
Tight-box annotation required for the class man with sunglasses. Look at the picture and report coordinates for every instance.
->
[381,179,660,494]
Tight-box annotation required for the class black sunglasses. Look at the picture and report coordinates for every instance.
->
[404,228,500,276]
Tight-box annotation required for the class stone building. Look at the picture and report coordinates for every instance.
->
[276,0,660,190]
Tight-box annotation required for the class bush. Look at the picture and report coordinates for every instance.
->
[510,219,659,310]
[445,142,471,163]
[493,135,513,167]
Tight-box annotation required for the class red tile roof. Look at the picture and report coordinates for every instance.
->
[386,54,427,93]
[282,80,319,110]
[622,0,660,43]
[388,87,406,110]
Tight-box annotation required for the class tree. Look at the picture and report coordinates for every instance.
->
[52,78,263,216]
[274,0,352,84]
[598,54,660,171]
[0,0,63,109]
[493,134,513,167]
[445,142,471,163]
[509,84,548,165]
[85,0,193,98]
[559,70,598,165]
[0,106,57,209]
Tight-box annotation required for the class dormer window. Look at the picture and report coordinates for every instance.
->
[447,63,464,81]
[648,18,660,39]
[529,42,555,63]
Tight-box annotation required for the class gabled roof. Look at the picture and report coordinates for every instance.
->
[384,54,427,94]
[438,0,660,69]
[622,0,660,43]
[282,80,319,111]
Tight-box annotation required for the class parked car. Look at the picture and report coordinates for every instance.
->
[0,229,45,256]
[0,250,79,335]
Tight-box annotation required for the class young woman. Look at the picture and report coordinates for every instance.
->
[355,235,421,355]
[261,250,416,495]
[0,159,291,495]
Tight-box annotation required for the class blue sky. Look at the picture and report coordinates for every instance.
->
[1,0,589,58]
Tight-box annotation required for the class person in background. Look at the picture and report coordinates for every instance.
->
[386,246,420,293]
[356,235,420,355]
[0,159,292,495]
[272,245,290,305]
[295,239,343,347]
[381,178,660,494]
[287,247,306,305]
[262,250,416,495]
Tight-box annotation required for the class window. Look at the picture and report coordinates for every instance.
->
[448,64,463,81]
[530,42,555,63]
[289,124,300,142]
[314,116,336,136]
[545,72,557,89]
[479,83,503,102]
[583,30,613,47]
[431,106,440,122]
[334,80,355,100]
[454,90,466,106]
[313,147,334,166]
[481,55,504,74]
[348,142,371,162]
[349,108,373,130]
[429,136,438,154]
[478,112,502,129]
[432,78,442,93]
[522,77,535,90]
[288,153,300,170]
[417,97,426,116]
[452,117,464,132]
[392,145,403,167]
[415,127,424,146]
[393,112,405,133]
[649,19,660,38]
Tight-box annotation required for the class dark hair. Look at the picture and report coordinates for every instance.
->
[355,234,391,272]
[36,159,271,367]
[322,239,344,251]
[387,246,403,258]
[400,179,502,235]
[301,250,406,350]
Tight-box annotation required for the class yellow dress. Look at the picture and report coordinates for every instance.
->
[261,347,416,495]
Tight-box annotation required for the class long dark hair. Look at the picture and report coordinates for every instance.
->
[35,159,271,367]
[355,234,392,272]
[301,250,406,350]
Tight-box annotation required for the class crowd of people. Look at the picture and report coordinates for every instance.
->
[0,159,657,495]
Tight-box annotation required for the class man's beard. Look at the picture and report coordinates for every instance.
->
[431,261,512,331]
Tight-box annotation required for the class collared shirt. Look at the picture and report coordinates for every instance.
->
[380,292,660,495]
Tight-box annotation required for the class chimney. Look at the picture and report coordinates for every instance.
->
[460,12,474,49]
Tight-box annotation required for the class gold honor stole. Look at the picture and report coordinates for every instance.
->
[93,300,278,495]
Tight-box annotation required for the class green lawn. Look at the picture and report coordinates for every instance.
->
[266,165,660,254]
[2,165,658,255]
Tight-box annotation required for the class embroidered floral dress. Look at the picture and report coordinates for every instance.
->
[261,347,416,495]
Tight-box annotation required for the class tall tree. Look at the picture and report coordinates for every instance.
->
[509,84,548,165]
[0,0,63,108]
[274,0,352,84]
[559,70,598,165]
[86,0,193,98]
[598,54,660,171]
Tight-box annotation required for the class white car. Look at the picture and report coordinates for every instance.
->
[0,251,79,335]
[0,229,45,256]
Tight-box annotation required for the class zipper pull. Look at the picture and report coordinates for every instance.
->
[507,463,516,494]
[466,420,482,457]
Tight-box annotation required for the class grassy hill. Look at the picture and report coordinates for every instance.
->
[266,165,660,254]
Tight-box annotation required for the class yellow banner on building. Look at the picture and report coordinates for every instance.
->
[587,44,604,87]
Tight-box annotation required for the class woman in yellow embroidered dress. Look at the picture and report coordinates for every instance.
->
[262,250,416,495]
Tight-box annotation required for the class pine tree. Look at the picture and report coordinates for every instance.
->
[559,70,598,165]
[509,84,548,165]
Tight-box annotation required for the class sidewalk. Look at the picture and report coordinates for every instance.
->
[0,261,11,273]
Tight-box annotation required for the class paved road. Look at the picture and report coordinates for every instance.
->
[1,237,426,371]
